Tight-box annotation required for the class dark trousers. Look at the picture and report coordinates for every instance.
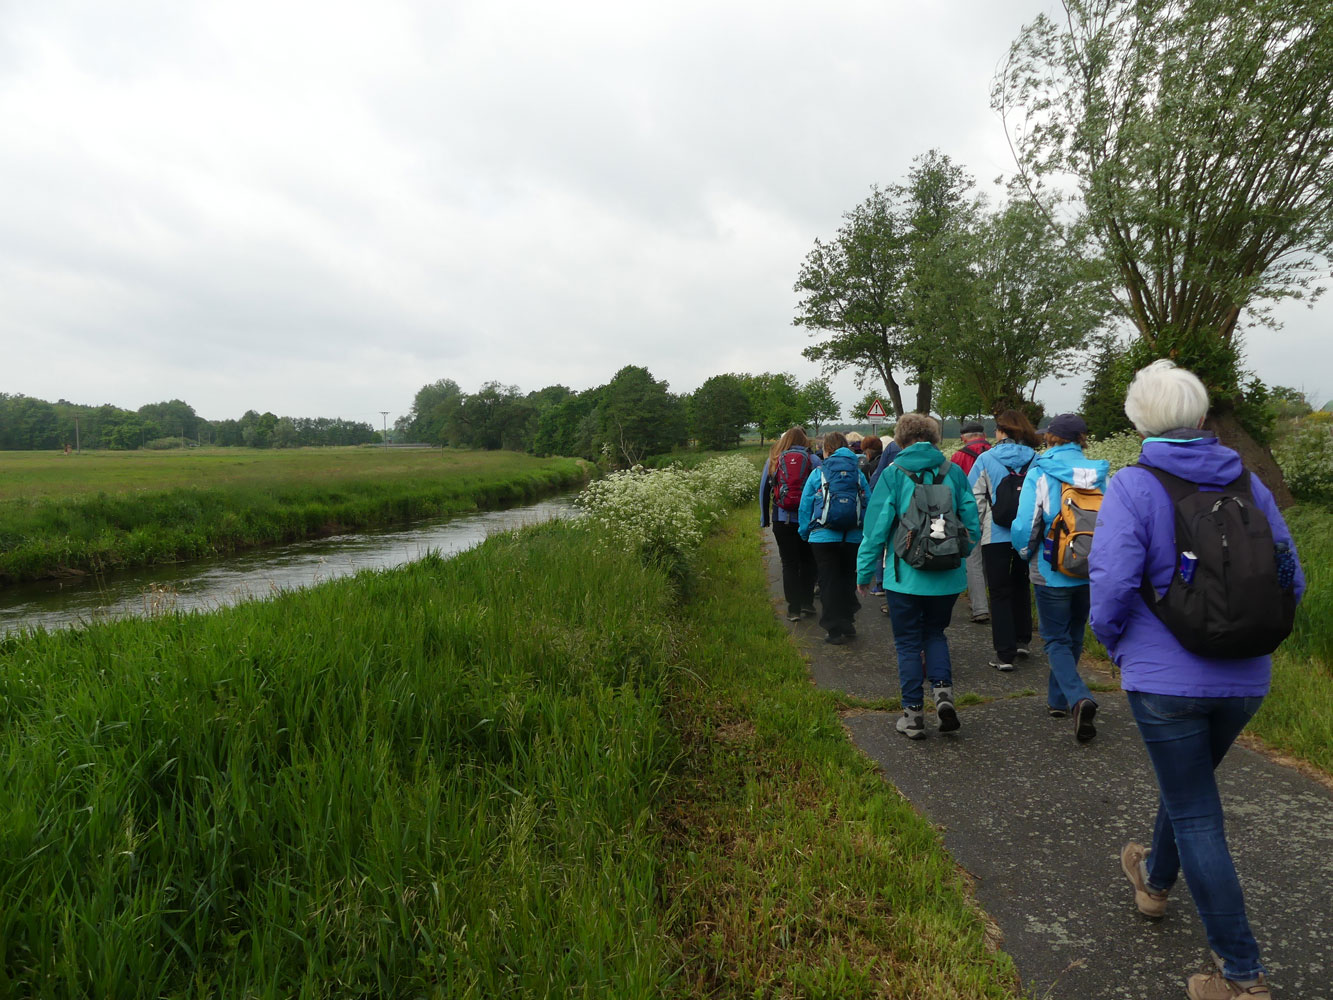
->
[772,521,817,616]
[811,540,861,637]
[981,542,1032,663]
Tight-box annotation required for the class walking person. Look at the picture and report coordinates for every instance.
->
[857,414,979,738]
[1089,361,1303,999]
[1012,413,1108,739]
[952,421,992,623]
[798,431,869,645]
[968,409,1039,672]
[760,427,821,622]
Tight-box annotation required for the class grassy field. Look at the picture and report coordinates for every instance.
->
[0,448,587,583]
[0,490,1015,997]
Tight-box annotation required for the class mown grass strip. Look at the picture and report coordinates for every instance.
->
[660,509,1017,999]
[0,453,586,583]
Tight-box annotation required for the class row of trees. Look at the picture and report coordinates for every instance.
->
[395,368,850,464]
[0,394,378,451]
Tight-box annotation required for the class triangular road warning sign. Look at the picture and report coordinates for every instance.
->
[866,399,887,419]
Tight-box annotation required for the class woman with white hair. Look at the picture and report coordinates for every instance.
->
[1089,360,1304,1000]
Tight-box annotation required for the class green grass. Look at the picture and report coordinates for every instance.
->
[0,448,587,583]
[1249,504,1333,773]
[0,502,1019,997]
[640,445,768,470]
[660,510,1016,998]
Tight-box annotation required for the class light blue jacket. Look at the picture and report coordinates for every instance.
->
[1011,442,1109,588]
[797,448,870,544]
[968,440,1037,546]
[856,441,980,595]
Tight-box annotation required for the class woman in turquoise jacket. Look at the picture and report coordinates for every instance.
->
[798,432,870,645]
[856,414,980,739]
[1011,412,1109,741]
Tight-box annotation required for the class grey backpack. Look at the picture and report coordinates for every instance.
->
[892,460,966,571]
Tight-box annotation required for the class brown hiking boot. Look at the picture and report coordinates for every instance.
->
[1120,842,1168,919]
[1186,970,1270,998]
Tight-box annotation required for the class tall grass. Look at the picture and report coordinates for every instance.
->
[0,456,586,583]
[0,522,675,997]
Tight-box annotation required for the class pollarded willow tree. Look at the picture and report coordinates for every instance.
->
[994,0,1333,501]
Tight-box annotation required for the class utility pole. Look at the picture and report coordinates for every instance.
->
[380,411,390,449]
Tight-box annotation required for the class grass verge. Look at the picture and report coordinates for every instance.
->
[0,451,587,583]
[660,509,1017,998]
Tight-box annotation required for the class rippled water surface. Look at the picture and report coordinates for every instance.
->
[0,494,579,634]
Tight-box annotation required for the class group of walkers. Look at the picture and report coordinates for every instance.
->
[759,360,1305,999]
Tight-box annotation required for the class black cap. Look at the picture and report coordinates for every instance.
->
[959,421,985,435]
[1046,413,1088,439]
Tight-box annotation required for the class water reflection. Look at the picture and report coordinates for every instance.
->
[1,494,580,634]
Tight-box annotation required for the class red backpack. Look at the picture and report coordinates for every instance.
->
[772,449,813,512]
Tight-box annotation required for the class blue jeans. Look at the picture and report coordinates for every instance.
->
[1127,691,1265,982]
[884,592,955,708]
[1033,585,1093,711]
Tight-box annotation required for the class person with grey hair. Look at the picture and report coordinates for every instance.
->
[1089,359,1304,1000]
[856,413,980,738]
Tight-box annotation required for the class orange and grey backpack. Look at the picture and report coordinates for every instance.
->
[1046,480,1103,578]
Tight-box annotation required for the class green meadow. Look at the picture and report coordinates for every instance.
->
[0,448,587,583]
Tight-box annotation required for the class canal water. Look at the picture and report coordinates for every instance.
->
[0,493,580,634]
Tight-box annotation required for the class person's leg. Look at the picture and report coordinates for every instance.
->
[797,537,818,612]
[884,591,926,708]
[966,543,988,619]
[982,544,1017,662]
[1069,584,1089,663]
[920,593,956,689]
[771,522,805,617]
[1126,692,1265,982]
[836,541,861,634]
[810,541,845,638]
[1034,585,1094,708]
[1009,549,1032,649]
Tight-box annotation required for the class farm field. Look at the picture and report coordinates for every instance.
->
[0,448,588,583]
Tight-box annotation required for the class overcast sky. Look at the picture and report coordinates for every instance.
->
[2,0,1328,426]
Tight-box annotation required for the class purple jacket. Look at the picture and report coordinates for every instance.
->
[1088,432,1305,698]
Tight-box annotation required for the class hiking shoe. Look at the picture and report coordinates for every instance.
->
[1073,698,1098,741]
[824,632,849,645]
[801,606,817,616]
[1120,842,1168,919]
[1016,646,1031,658]
[989,660,1015,672]
[971,613,990,624]
[1187,971,1270,999]
[933,685,960,733]
[1047,705,1069,718]
[786,611,801,622]
[896,708,926,739]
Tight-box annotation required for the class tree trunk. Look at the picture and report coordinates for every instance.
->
[1205,403,1294,509]
[914,375,933,415]
[884,374,906,418]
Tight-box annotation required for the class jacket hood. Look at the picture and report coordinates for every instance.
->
[989,440,1036,470]
[825,446,859,462]
[1138,432,1243,487]
[889,441,948,474]
[1034,441,1109,487]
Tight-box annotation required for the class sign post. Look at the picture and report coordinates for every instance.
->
[865,398,887,436]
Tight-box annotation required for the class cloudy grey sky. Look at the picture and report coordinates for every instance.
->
[2,0,1328,425]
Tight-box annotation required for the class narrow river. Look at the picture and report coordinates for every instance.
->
[0,493,580,634]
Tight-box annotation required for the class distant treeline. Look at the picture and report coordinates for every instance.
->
[0,394,378,450]
[397,366,847,465]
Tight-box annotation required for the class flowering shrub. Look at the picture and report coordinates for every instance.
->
[1275,421,1333,500]
[1083,432,1142,479]
[575,454,756,570]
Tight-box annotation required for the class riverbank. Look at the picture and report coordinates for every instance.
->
[0,448,588,583]
[0,467,1013,997]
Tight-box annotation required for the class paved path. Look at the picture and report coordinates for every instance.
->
[763,532,1333,1000]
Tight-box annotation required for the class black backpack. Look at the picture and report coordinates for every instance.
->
[892,460,966,571]
[1136,465,1296,659]
[989,457,1032,529]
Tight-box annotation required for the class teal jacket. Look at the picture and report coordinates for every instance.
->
[1011,442,1110,588]
[856,441,980,595]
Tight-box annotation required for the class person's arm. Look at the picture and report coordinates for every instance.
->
[1012,467,1044,560]
[759,458,772,527]
[797,470,820,541]
[1088,473,1151,654]
[952,465,981,555]
[858,468,896,586]
[969,459,991,523]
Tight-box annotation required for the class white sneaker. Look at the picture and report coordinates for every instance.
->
[989,660,1015,672]
[933,685,959,733]
[896,708,926,739]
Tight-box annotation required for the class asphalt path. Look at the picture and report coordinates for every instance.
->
[763,530,1333,1000]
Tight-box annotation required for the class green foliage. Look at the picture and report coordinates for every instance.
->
[689,374,752,451]
[797,377,839,434]
[1083,432,1144,478]
[1274,419,1333,501]
[598,366,688,467]
[996,0,1333,405]
[397,378,462,443]
[1080,340,1136,439]
[740,372,806,442]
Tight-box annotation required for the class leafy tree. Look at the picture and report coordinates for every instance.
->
[1080,339,1136,439]
[445,382,535,451]
[933,197,1111,421]
[848,390,888,427]
[741,372,806,443]
[691,374,752,450]
[137,399,199,441]
[798,378,840,435]
[995,0,1333,502]
[598,366,687,466]
[399,379,462,443]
